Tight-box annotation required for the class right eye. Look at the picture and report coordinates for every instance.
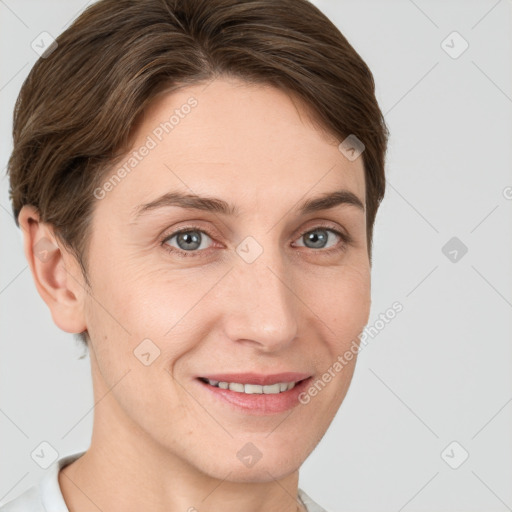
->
[161,227,216,258]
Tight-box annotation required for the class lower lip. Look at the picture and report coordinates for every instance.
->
[195,377,313,415]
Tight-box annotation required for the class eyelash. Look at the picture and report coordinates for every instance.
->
[160,223,353,259]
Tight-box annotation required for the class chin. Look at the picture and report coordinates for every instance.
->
[222,461,302,484]
[194,446,306,483]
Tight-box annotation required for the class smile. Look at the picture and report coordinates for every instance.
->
[194,373,313,415]
[198,377,299,394]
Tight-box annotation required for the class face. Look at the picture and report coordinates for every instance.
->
[82,77,370,482]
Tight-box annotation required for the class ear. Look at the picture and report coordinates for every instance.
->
[17,205,88,334]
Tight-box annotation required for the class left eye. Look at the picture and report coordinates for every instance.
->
[294,227,342,250]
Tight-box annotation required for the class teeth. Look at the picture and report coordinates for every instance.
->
[244,384,264,394]
[262,383,280,394]
[205,378,299,394]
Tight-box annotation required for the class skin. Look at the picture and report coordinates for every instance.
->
[18,76,371,512]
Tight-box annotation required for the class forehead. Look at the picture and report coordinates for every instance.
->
[99,77,366,216]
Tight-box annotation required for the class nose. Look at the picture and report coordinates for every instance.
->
[221,246,300,352]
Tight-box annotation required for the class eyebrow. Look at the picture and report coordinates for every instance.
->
[131,189,365,220]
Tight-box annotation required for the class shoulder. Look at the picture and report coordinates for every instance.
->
[298,488,331,512]
[0,451,86,512]
[0,485,43,512]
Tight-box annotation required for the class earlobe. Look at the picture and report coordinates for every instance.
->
[17,205,88,334]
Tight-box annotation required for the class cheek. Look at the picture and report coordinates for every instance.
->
[295,265,369,435]
[84,260,224,372]
[309,262,371,344]
[86,248,370,360]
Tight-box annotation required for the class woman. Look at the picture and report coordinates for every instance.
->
[3,0,388,510]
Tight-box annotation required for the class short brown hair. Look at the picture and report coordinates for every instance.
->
[7,0,389,348]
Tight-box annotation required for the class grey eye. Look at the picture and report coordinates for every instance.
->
[165,230,213,252]
[296,228,340,250]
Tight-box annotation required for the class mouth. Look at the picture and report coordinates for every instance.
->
[197,377,304,394]
[194,373,313,415]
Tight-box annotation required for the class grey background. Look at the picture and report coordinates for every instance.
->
[1,1,511,511]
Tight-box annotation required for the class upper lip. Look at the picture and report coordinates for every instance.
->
[198,372,311,386]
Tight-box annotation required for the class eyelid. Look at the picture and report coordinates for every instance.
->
[295,221,353,246]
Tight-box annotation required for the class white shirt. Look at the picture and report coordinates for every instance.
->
[0,451,329,512]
